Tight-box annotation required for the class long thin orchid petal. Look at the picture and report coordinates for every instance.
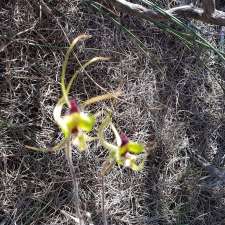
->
[25,138,68,153]
[65,56,110,99]
[53,98,72,137]
[110,123,121,146]
[61,34,92,106]
[53,98,65,123]
[98,113,118,152]
[81,91,122,107]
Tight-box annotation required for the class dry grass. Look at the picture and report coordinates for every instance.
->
[1,0,225,225]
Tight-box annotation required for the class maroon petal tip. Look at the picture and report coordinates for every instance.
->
[120,132,129,146]
[69,99,79,113]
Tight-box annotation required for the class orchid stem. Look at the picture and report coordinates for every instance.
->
[65,140,83,225]
[101,175,108,225]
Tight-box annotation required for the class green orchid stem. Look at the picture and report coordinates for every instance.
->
[65,140,83,223]
[101,176,108,225]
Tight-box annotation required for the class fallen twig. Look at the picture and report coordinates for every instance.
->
[111,0,225,25]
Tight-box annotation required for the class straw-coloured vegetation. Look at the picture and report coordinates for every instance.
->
[1,0,225,225]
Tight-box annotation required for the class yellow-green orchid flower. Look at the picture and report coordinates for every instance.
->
[114,132,144,171]
[53,98,95,151]
[25,34,120,156]
[98,114,145,171]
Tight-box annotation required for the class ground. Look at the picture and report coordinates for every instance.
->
[1,0,225,225]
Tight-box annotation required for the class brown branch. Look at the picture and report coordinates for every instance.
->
[111,0,225,26]
[202,0,215,16]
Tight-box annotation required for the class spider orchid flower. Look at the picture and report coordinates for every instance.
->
[53,98,95,151]
[114,132,144,170]
[25,34,119,155]
[98,114,145,171]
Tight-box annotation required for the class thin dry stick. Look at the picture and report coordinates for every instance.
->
[111,0,225,25]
